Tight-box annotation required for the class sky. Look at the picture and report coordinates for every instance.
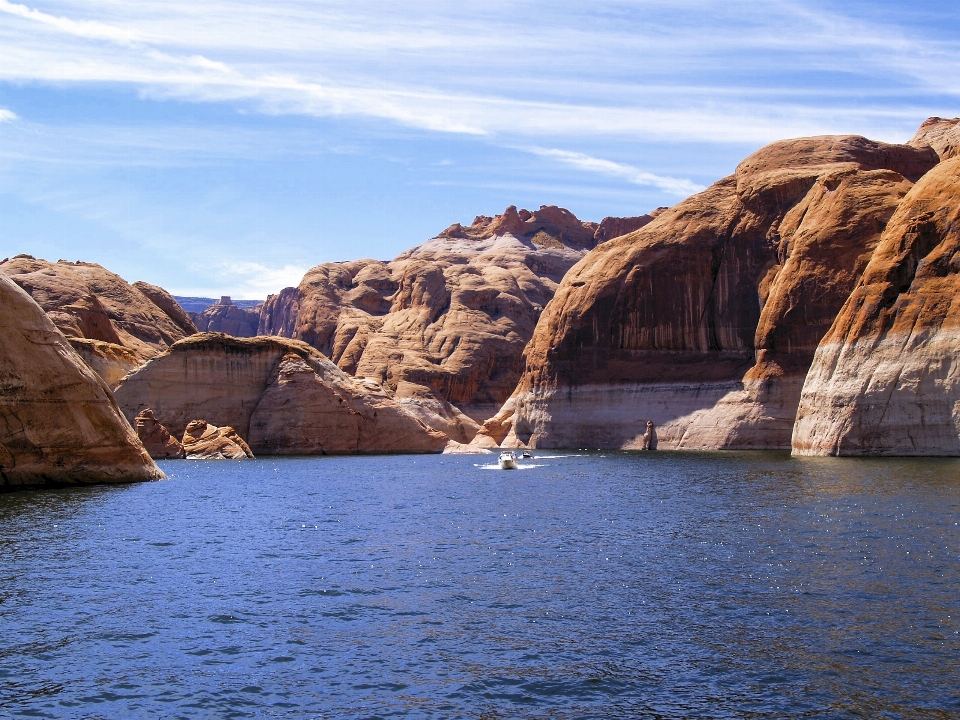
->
[1,1,958,298]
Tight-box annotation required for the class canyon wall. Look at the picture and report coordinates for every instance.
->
[792,155,960,455]
[489,134,940,451]
[113,334,448,455]
[0,272,163,490]
[259,206,653,430]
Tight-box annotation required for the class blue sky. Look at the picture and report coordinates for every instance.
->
[1,1,958,298]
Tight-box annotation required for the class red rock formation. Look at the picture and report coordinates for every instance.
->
[0,272,163,490]
[793,155,960,455]
[594,215,655,243]
[0,256,195,387]
[258,286,299,337]
[248,354,448,454]
[909,117,959,160]
[497,134,939,450]
[260,206,653,427]
[67,338,142,389]
[182,419,255,459]
[114,334,448,455]
[134,408,185,460]
[133,281,198,336]
[191,296,261,337]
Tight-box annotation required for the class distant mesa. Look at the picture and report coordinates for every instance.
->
[189,295,263,338]
[173,295,265,313]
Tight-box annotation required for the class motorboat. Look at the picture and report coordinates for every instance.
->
[498,451,518,470]
[521,451,533,458]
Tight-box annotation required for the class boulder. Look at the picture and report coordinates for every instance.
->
[0,272,163,490]
[134,408,185,459]
[182,419,254,460]
[498,131,939,450]
[114,334,449,455]
[792,155,960,455]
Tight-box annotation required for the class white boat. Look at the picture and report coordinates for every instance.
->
[498,451,518,470]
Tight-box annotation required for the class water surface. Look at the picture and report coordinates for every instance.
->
[2,452,959,718]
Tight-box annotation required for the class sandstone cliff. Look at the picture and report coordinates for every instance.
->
[258,206,653,433]
[0,272,163,490]
[0,256,196,387]
[191,296,261,337]
[489,135,939,450]
[113,334,448,455]
[133,282,198,336]
[909,116,959,161]
[792,156,960,455]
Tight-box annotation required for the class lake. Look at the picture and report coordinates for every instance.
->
[2,452,959,718]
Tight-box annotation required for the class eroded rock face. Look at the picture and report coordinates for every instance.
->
[909,117,960,161]
[67,338,143,389]
[501,134,939,450]
[249,354,448,454]
[182,419,254,460]
[191,296,261,337]
[0,272,163,490]
[0,256,195,387]
[792,156,960,455]
[259,206,653,426]
[133,282,198,336]
[134,408,185,460]
[114,334,448,455]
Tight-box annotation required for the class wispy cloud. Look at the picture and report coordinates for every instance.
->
[0,0,956,144]
[0,0,142,45]
[205,261,309,298]
[525,147,704,197]
[0,108,17,122]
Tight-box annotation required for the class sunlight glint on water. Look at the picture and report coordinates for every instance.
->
[1,452,959,718]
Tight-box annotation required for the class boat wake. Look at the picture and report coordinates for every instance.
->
[475,463,547,470]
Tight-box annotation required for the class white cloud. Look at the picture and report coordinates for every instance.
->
[0,0,142,45]
[0,108,17,122]
[209,261,309,298]
[0,0,955,145]
[524,147,706,197]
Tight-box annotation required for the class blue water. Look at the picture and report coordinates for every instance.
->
[1,452,959,718]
